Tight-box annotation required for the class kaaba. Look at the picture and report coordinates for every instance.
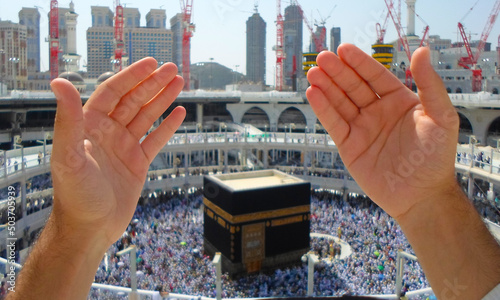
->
[203,170,311,275]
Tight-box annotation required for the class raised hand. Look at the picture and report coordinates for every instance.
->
[306,44,459,219]
[50,58,185,246]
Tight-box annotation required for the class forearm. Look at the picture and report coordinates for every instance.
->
[397,182,500,299]
[7,205,109,300]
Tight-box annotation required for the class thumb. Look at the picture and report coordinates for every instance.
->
[51,79,86,173]
[411,47,458,128]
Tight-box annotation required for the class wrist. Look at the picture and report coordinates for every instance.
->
[396,181,500,299]
[49,203,112,256]
[12,205,110,299]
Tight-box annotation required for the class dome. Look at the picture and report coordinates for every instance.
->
[97,72,115,84]
[58,71,84,83]
[58,72,86,94]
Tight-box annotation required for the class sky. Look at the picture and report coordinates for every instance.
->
[1,0,499,85]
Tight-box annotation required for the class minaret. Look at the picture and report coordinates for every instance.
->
[406,0,416,36]
[63,1,81,72]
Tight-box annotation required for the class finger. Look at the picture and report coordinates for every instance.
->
[336,43,404,97]
[316,50,379,108]
[307,66,360,122]
[109,62,179,126]
[51,78,86,171]
[411,47,458,128]
[127,76,184,139]
[141,106,186,163]
[306,85,350,146]
[85,57,158,114]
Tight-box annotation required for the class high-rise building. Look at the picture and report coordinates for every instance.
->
[330,27,341,55]
[146,9,166,29]
[19,7,40,74]
[87,6,173,79]
[0,20,28,90]
[170,13,183,71]
[126,27,172,65]
[87,27,114,78]
[123,7,140,28]
[309,26,326,53]
[91,6,114,27]
[246,10,266,85]
[283,4,302,89]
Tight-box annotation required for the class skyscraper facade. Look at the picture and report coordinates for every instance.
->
[0,20,27,90]
[87,7,172,79]
[123,8,141,28]
[146,9,166,28]
[18,7,40,74]
[309,26,326,53]
[170,13,183,71]
[330,27,341,55]
[91,6,114,27]
[246,11,266,85]
[283,4,302,88]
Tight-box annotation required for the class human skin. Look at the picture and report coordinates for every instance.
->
[306,44,500,299]
[7,57,186,300]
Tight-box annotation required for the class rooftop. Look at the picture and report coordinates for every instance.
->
[211,169,303,191]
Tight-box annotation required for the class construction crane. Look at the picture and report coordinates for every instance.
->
[375,10,390,44]
[113,0,125,72]
[295,1,326,53]
[384,0,428,89]
[180,0,195,91]
[498,35,500,74]
[372,10,394,70]
[275,0,284,91]
[384,0,412,88]
[49,0,60,80]
[458,0,500,92]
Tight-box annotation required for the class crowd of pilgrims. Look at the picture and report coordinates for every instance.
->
[0,165,498,299]
[89,189,432,299]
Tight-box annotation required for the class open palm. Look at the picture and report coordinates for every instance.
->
[50,58,185,245]
[307,44,459,219]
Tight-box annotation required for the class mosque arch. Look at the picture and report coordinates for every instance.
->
[487,116,500,146]
[278,107,307,132]
[241,107,270,129]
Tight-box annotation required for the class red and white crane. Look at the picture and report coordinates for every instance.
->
[458,0,500,92]
[376,10,390,44]
[384,0,412,88]
[113,0,125,72]
[295,0,326,53]
[113,1,125,71]
[275,0,284,91]
[49,0,60,80]
[180,0,194,91]
[384,0,429,89]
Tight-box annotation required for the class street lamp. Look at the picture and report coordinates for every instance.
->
[233,64,240,85]
[64,58,72,72]
[289,123,296,142]
[9,57,19,90]
[264,125,267,143]
[209,57,214,90]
